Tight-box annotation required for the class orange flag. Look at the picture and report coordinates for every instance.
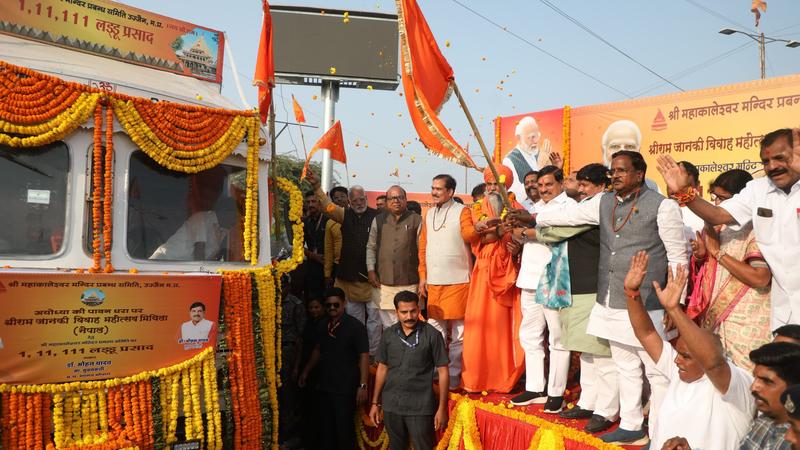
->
[253,0,274,124]
[751,0,766,27]
[397,0,478,169]
[292,95,306,123]
[301,121,346,179]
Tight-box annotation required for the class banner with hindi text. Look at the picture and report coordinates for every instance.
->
[0,271,221,384]
[497,74,800,192]
[0,0,224,83]
[568,74,800,191]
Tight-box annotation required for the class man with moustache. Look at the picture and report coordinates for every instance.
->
[308,170,382,357]
[658,128,800,328]
[367,185,422,329]
[521,163,618,433]
[735,342,800,450]
[533,151,688,444]
[418,174,479,388]
[520,171,540,211]
[509,166,576,412]
[369,291,449,450]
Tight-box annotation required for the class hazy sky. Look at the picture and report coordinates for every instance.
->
[130,0,800,194]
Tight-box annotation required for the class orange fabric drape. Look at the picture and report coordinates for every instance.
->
[397,0,478,169]
[253,0,274,124]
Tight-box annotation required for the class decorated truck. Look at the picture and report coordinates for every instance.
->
[0,1,300,448]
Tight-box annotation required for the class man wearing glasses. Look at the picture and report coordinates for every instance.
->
[533,151,687,445]
[367,186,423,331]
[298,287,369,450]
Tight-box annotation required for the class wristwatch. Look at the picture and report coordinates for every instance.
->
[359,383,367,390]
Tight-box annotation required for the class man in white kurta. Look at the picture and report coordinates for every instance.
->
[511,167,575,412]
[537,152,688,445]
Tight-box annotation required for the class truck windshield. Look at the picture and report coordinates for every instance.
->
[126,151,249,262]
[0,142,69,257]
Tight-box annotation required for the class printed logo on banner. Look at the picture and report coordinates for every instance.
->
[651,109,667,131]
[80,288,106,306]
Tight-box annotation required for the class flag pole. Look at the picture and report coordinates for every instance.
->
[450,81,512,209]
[298,125,309,160]
[269,98,282,238]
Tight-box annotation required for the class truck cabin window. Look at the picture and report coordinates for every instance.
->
[127,152,249,262]
[0,143,69,257]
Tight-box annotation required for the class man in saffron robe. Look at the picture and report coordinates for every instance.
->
[461,165,525,393]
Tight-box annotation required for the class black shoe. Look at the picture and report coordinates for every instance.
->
[584,414,615,433]
[510,391,547,406]
[542,396,564,413]
[559,406,593,419]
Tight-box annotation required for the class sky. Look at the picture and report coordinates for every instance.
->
[129,0,800,194]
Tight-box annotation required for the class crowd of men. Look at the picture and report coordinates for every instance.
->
[279,118,800,450]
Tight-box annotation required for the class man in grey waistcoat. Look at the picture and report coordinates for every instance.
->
[534,150,688,446]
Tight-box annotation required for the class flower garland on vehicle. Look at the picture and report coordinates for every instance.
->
[273,177,305,275]
[220,271,264,449]
[243,119,261,265]
[0,60,263,271]
[0,62,100,148]
[0,348,219,450]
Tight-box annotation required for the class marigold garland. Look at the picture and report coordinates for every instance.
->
[220,271,264,449]
[243,119,261,265]
[0,59,299,450]
[273,177,305,275]
[355,412,390,450]
[102,106,115,273]
[89,104,104,273]
[1,60,264,272]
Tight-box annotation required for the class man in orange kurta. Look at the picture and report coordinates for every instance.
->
[461,166,525,393]
[418,174,479,389]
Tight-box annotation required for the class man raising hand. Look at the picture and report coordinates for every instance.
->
[623,251,755,450]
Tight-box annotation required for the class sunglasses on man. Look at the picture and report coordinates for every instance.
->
[325,302,342,310]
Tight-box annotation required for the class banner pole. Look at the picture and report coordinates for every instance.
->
[451,81,512,209]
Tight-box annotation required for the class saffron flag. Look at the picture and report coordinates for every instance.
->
[301,121,346,179]
[253,0,274,124]
[292,95,306,123]
[397,0,478,169]
[751,0,766,27]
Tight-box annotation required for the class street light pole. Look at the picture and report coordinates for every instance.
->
[759,32,766,80]
[719,28,800,80]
